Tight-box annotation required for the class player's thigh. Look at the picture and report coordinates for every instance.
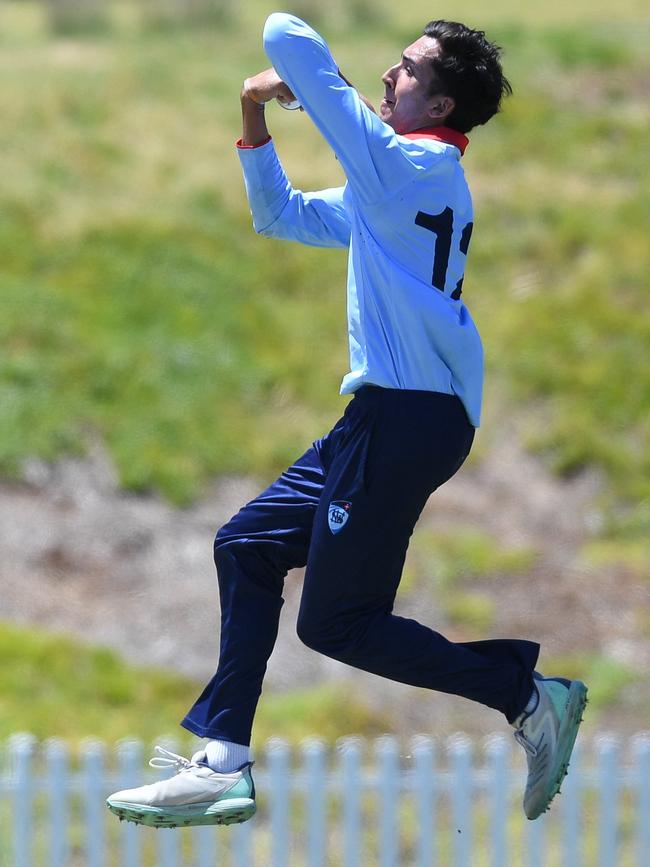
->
[300,389,474,618]
[216,420,346,574]
[299,448,422,625]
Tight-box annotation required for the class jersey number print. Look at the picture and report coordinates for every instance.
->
[415,206,473,300]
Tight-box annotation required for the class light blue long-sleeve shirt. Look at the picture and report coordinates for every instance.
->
[237,12,484,426]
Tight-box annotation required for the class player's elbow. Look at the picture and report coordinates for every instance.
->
[263,12,294,54]
[252,217,280,238]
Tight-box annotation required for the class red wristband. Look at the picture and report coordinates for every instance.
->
[236,135,272,150]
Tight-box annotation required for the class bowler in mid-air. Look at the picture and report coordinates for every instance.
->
[107,12,587,829]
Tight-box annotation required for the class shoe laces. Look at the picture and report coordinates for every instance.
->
[513,728,538,758]
[148,745,198,773]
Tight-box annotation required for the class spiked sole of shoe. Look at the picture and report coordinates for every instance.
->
[107,797,256,828]
[526,681,588,820]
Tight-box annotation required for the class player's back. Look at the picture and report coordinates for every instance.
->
[352,135,473,302]
[339,134,480,424]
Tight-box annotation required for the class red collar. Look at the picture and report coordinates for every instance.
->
[402,126,469,156]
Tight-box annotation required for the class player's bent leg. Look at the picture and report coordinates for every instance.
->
[180,437,333,746]
[106,746,256,828]
[513,673,588,819]
[107,437,338,829]
[180,539,286,745]
[298,387,538,720]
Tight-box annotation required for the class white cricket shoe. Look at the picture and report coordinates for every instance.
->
[106,746,256,828]
[513,674,588,820]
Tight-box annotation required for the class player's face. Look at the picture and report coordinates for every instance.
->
[380,36,454,134]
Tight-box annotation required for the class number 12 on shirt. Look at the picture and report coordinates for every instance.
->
[415,206,473,300]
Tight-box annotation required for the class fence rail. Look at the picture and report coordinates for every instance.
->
[1,732,650,867]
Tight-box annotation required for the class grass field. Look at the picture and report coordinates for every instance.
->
[0,620,635,745]
[0,1,648,542]
[0,10,647,863]
[0,621,391,745]
[0,622,640,867]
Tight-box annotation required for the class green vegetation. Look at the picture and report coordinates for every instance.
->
[580,538,649,579]
[0,621,387,745]
[0,1,648,553]
[444,592,496,632]
[403,526,536,591]
[542,652,639,713]
[0,621,643,865]
[400,527,532,634]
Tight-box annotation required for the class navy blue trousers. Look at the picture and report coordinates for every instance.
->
[182,387,539,745]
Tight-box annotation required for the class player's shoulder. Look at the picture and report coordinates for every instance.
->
[393,136,464,189]
[396,127,468,166]
[398,139,463,163]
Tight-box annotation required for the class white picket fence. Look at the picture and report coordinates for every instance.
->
[2,732,650,867]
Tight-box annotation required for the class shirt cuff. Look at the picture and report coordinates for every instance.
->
[236,135,272,149]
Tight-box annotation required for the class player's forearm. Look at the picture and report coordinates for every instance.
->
[337,70,377,115]
[240,93,270,147]
[263,14,400,204]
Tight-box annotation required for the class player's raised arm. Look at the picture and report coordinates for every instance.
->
[237,70,351,247]
[262,13,428,205]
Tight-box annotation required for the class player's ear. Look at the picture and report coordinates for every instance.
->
[427,95,455,122]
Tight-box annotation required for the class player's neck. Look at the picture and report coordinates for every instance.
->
[402,125,469,155]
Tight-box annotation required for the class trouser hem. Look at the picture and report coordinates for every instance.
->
[503,641,540,724]
[180,716,251,747]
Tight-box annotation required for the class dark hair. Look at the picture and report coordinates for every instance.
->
[422,20,512,133]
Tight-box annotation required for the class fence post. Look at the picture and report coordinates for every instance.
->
[302,738,327,867]
[153,738,180,867]
[230,757,254,867]
[376,736,400,867]
[526,804,549,867]
[156,813,180,863]
[9,733,37,867]
[411,735,436,867]
[230,808,254,864]
[632,732,650,867]
[339,736,363,867]
[448,734,473,867]
[117,739,143,867]
[597,735,620,867]
[46,738,70,867]
[268,738,291,867]
[188,737,221,867]
[81,739,106,867]
[485,734,509,867]
[560,739,582,867]
[195,824,219,867]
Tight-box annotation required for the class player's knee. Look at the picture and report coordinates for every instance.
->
[212,524,251,584]
[213,520,238,562]
[296,611,354,659]
[296,612,320,651]
[213,530,287,598]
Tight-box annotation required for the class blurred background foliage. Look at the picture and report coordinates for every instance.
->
[0,0,648,739]
[0,621,389,744]
[1,0,648,536]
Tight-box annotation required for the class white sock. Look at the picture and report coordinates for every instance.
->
[204,739,250,773]
[523,686,539,716]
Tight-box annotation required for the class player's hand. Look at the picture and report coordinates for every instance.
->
[241,68,297,107]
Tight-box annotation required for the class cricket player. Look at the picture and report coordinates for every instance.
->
[108,12,587,828]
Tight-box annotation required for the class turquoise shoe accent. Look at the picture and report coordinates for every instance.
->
[515,677,588,820]
[106,748,256,829]
[107,795,256,828]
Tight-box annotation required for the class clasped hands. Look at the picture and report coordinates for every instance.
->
[241,67,376,114]
[241,68,298,109]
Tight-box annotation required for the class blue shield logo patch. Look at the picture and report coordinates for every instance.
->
[328,500,351,535]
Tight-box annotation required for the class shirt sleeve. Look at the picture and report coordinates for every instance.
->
[263,12,439,205]
[237,137,350,248]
